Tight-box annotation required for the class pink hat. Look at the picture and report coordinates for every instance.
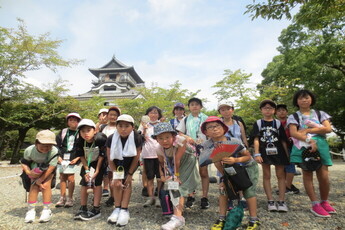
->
[201,116,228,135]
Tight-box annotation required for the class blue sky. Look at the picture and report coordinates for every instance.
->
[0,0,291,110]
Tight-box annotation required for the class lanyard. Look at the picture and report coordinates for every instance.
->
[84,141,95,167]
[66,129,78,151]
[163,148,176,178]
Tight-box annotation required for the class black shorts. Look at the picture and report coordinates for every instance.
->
[113,157,135,176]
[80,165,104,186]
[144,158,160,180]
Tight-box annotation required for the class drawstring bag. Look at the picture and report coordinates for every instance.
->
[300,147,322,171]
[223,200,244,230]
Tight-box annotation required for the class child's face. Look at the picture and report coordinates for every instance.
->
[219,106,233,118]
[205,121,225,139]
[148,109,159,121]
[275,108,288,120]
[156,132,174,149]
[297,94,312,109]
[36,142,53,153]
[108,110,119,123]
[67,117,79,130]
[174,108,184,118]
[79,126,96,142]
[188,101,202,114]
[260,104,275,118]
[116,121,134,137]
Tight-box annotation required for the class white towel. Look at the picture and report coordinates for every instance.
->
[110,130,137,160]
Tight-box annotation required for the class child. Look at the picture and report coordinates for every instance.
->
[176,97,209,209]
[99,106,121,205]
[138,106,163,207]
[95,108,108,133]
[252,99,289,212]
[107,115,143,226]
[74,119,107,221]
[287,89,335,217]
[200,116,260,230]
[275,104,300,194]
[21,130,59,223]
[169,102,186,130]
[152,122,199,230]
[55,113,81,208]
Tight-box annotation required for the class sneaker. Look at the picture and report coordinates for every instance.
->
[141,187,149,197]
[161,215,185,230]
[143,198,155,207]
[310,203,331,218]
[154,187,158,196]
[74,207,87,220]
[277,201,288,212]
[105,197,114,207]
[102,189,110,197]
[267,201,277,212]
[107,208,120,224]
[80,208,101,221]
[116,209,130,226]
[64,198,74,208]
[211,218,225,230]
[295,170,302,175]
[320,201,336,214]
[185,196,195,208]
[289,184,300,194]
[24,209,36,223]
[200,197,210,209]
[246,220,261,230]
[155,197,161,208]
[55,196,66,207]
[39,209,52,223]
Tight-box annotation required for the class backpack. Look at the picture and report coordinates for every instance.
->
[256,119,281,133]
[292,110,322,129]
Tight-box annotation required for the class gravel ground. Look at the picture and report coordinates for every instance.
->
[0,160,345,230]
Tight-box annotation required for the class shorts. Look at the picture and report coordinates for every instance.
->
[284,163,296,174]
[113,157,135,176]
[143,158,160,180]
[243,161,259,199]
[80,165,104,187]
[290,136,333,166]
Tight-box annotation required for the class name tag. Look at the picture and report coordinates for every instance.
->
[89,167,95,177]
[113,166,125,180]
[266,144,278,155]
[167,181,179,190]
[63,153,71,160]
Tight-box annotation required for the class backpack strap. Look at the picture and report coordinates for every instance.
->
[61,128,68,142]
[100,124,108,133]
[315,110,322,124]
[292,112,300,129]
[256,119,262,132]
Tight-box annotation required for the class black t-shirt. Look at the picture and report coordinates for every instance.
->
[56,129,79,160]
[76,132,107,168]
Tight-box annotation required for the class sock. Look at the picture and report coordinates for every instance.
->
[81,205,87,211]
[121,207,128,211]
[312,201,319,206]
[249,216,259,222]
[321,200,327,203]
[93,206,101,211]
[28,201,37,211]
[115,206,121,209]
[43,202,51,210]
[219,215,226,221]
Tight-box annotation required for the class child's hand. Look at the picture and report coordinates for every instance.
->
[186,137,195,145]
[84,172,91,182]
[123,175,132,189]
[254,155,263,164]
[70,159,78,165]
[174,177,182,185]
[221,157,236,165]
[91,171,98,180]
[160,176,166,183]
[28,171,41,179]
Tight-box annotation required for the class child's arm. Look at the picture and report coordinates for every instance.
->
[35,165,56,186]
[93,156,104,179]
[157,155,166,182]
[305,119,332,135]
[70,156,80,165]
[239,122,249,148]
[253,137,263,163]
[174,140,187,180]
[123,147,141,188]
[214,162,224,175]
[107,147,116,172]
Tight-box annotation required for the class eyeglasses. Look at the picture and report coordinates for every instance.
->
[206,124,222,130]
[262,107,274,110]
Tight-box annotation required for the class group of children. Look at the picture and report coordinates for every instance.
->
[20,89,336,229]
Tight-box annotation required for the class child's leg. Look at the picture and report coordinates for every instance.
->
[41,179,52,204]
[59,173,68,197]
[28,184,40,203]
[275,165,286,201]
[174,196,184,216]
[93,185,102,207]
[113,179,124,207]
[302,170,317,201]
[218,194,228,217]
[120,180,133,208]
[147,179,154,198]
[199,165,209,198]
[67,174,75,199]
[261,163,273,200]
[246,196,258,218]
[316,165,330,201]
[80,186,88,206]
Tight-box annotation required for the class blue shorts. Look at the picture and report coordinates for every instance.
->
[285,163,296,174]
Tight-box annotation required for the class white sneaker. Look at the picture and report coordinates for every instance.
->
[24,209,36,223]
[155,197,161,208]
[143,198,155,207]
[107,208,120,224]
[277,201,288,212]
[39,209,52,223]
[116,209,130,226]
[267,201,277,212]
[161,215,185,230]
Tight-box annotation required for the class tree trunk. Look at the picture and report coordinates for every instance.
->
[10,128,30,164]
